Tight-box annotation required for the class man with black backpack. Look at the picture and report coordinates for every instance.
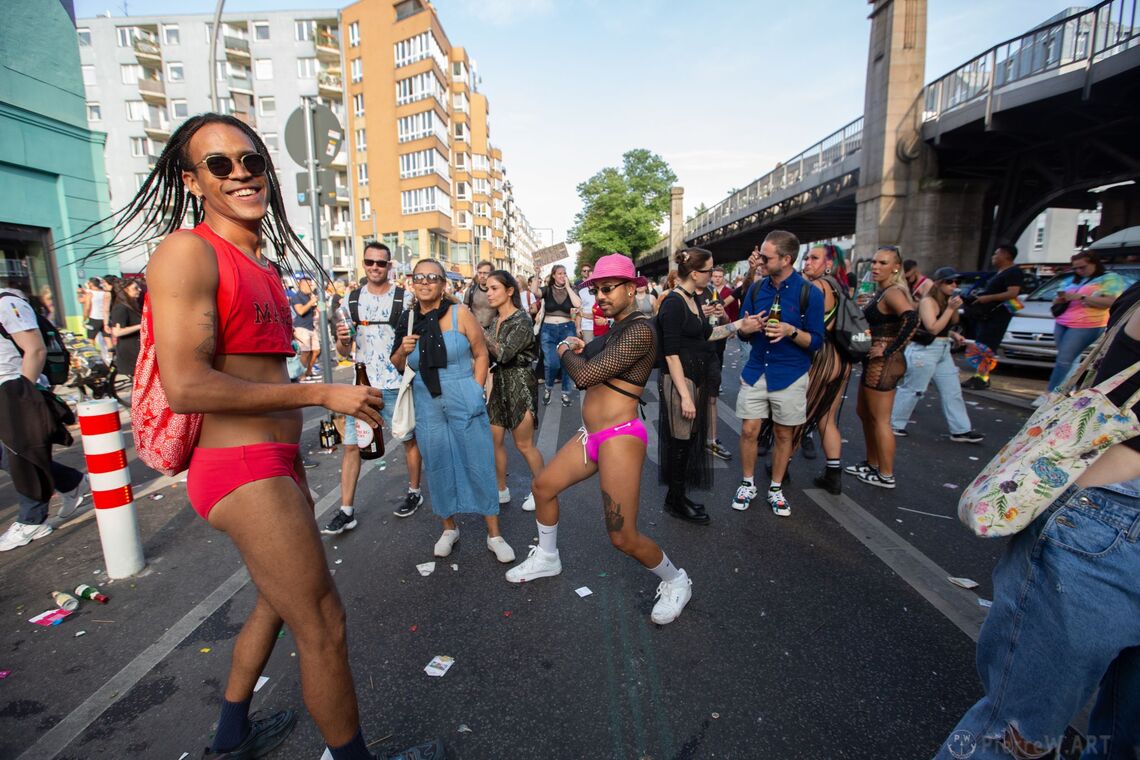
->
[730,231,825,518]
[324,241,425,535]
[0,280,89,552]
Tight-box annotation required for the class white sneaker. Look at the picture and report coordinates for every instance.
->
[505,545,561,583]
[768,489,791,517]
[1031,394,1048,408]
[731,482,758,511]
[433,529,460,557]
[57,474,89,520]
[521,492,536,512]
[498,487,511,505]
[0,521,53,552]
[651,569,693,625]
[487,536,516,563]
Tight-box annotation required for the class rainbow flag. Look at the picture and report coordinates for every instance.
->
[1003,297,1024,314]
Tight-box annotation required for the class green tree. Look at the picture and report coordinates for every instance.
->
[568,149,676,267]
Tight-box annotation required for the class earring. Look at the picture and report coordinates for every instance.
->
[825,267,832,274]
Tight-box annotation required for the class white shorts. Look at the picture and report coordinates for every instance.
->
[293,326,320,352]
[735,373,808,426]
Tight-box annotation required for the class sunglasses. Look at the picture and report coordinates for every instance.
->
[193,152,267,179]
[942,279,959,285]
[412,273,445,284]
[588,283,626,296]
[695,267,715,274]
[362,258,390,268]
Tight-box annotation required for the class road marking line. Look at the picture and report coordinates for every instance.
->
[803,488,986,642]
[18,458,384,760]
[536,393,564,461]
[898,506,954,520]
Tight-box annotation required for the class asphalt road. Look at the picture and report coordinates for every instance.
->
[0,357,1040,760]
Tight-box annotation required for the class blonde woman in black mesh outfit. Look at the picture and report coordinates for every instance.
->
[846,246,917,489]
[504,255,694,625]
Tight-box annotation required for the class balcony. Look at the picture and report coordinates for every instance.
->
[143,116,171,141]
[316,29,340,62]
[330,149,347,169]
[334,184,350,204]
[226,74,253,95]
[147,153,159,167]
[328,223,349,239]
[224,35,250,62]
[138,78,166,104]
[318,72,343,97]
[133,36,161,65]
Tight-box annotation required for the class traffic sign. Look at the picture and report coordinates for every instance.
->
[285,103,343,169]
[296,169,337,206]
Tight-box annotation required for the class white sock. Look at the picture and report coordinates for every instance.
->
[649,553,682,582]
[743,476,755,487]
[409,487,421,495]
[769,481,782,492]
[341,505,354,516]
[537,521,558,555]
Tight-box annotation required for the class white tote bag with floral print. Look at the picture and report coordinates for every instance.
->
[390,312,416,440]
[958,360,1140,537]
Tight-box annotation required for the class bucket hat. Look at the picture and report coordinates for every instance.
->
[580,253,647,289]
[932,266,961,282]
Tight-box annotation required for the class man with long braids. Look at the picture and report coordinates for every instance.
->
[506,254,714,624]
[74,115,439,760]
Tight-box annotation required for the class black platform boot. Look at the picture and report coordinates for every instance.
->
[813,466,842,496]
[664,439,710,526]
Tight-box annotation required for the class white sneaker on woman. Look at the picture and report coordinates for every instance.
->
[521,492,536,512]
[487,536,516,563]
[498,487,511,504]
[433,529,460,557]
[651,569,693,624]
[505,545,561,583]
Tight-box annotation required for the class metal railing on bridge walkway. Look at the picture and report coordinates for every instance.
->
[923,0,1139,124]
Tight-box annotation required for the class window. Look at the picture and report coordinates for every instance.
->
[171,99,188,118]
[354,128,366,151]
[254,58,273,80]
[295,19,316,42]
[81,65,96,86]
[86,103,101,121]
[455,210,472,229]
[454,152,468,171]
[455,181,470,200]
[473,177,490,195]
[452,92,468,113]
[350,58,363,83]
[77,28,91,47]
[475,224,491,239]
[352,93,364,117]
[253,22,270,41]
[296,58,318,78]
[397,110,448,143]
[360,197,372,220]
[130,137,148,157]
[474,201,490,218]
[401,187,451,216]
[162,24,179,45]
[120,64,142,85]
[453,122,469,143]
[451,61,467,82]
[1034,224,1046,250]
[126,100,146,120]
[395,70,446,106]
[472,153,490,172]
[403,230,420,255]
[116,26,137,47]
[357,164,368,186]
[166,62,184,82]
[263,133,279,152]
[258,96,276,116]
[348,21,360,47]
[399,148,449,180]
[393,30,446,70]
[218,97,234,115]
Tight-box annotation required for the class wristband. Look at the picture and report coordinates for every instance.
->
[557,340,571,351]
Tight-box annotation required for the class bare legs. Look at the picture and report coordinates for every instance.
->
[818,386,846,460]
[739,418,762,480]
[492,412,544,491]
[339,445,360,507]
[856,385,897,476]
[769,424,794,483]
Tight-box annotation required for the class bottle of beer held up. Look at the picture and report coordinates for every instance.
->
[767,291,782,328]
[353,362,385,460]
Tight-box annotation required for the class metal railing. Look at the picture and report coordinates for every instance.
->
[318,72,343,92]
[132,36,160,58]
[223,35,250,56]
[923,0,1139,121]
[684,117,863,238]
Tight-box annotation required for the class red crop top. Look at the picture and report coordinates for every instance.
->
[191,223,294,356]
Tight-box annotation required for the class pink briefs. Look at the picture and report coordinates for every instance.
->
[578,418,649,464]
[187,442,302,519]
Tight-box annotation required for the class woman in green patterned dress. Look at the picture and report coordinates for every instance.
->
[485,270,544,511]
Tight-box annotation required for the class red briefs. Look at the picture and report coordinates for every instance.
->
[187,442,302,519]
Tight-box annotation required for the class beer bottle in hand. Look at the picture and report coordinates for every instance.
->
[353,362,385,460]
[767,292,782,328]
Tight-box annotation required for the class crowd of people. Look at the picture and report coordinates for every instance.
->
[1,112,1136,759]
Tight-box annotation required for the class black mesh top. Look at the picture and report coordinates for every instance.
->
[562,315,657,390]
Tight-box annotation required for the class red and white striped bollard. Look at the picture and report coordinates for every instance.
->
[77,399,145,578]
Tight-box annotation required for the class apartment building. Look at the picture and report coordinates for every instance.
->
[78,10,354,275]
[341,0,527,279]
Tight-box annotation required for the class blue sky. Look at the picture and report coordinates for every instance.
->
[75,0,1086,240]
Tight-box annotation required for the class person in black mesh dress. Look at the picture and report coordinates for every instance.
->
[504,254,694,625]
[846,246,917,489]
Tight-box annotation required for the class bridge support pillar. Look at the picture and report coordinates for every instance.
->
[668,186,684,270]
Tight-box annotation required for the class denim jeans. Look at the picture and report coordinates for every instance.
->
[1048,324,1105,391]
[931,485,1140,760]
[890,340,972,435]
[539,321,576,392]
[0,444,84,525]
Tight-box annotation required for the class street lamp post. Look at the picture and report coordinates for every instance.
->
[504,180,513,274]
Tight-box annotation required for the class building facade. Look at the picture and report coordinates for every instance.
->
[77,8,354,275]
[1,0,113,332]
[341,0,528,279]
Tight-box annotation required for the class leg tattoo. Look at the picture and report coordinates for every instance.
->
[602,490,624,533]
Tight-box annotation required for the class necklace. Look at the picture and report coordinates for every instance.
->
[675,286,697,299]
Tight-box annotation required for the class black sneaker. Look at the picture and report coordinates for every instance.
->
[707,440,733,461]
[394,491,423,518]
[542,388,551,406]
[561,393,572,407]
[892,428,908,437]
[386,737,446,760]
[950,430,985,443]
[301,456,319,469]
[202,709,297,759]
[844,460,875,476]
[321,509,357,535]
[857,469,896,489]
[962,376,990,390]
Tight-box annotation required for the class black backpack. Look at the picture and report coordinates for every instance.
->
[347,285,407,328]
[822,275,872,362]
[0,292,71,386]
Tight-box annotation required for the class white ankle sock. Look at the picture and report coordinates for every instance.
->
[650,553,682,583]
[769,481,782,492]
[743,476,755,487]
[341,505,354,516]
[537,521,558,554]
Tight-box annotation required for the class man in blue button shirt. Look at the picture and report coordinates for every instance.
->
[731,230,825,517]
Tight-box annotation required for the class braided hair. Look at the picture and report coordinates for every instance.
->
[65,113,322,280]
